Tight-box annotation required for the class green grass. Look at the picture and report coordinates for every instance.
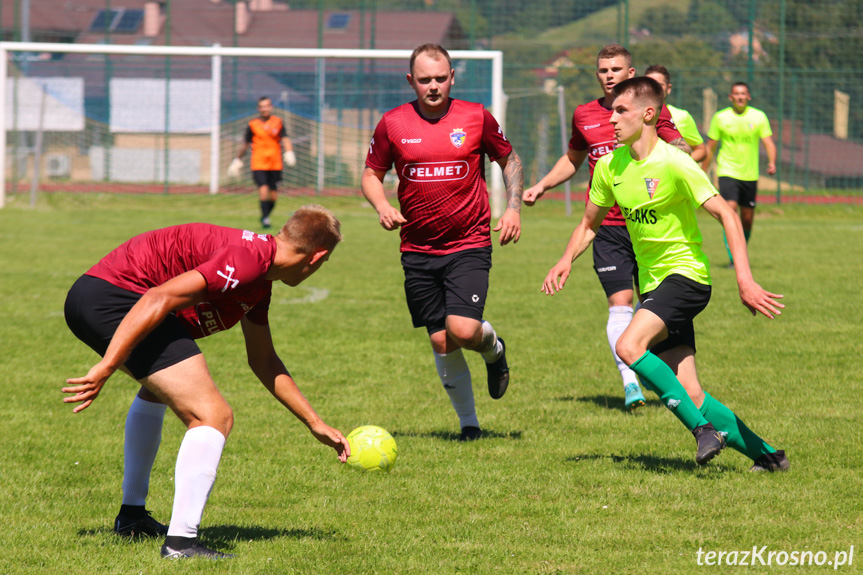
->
[1,192,861,574]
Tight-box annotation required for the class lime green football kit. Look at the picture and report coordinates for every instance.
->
[667,104,704,150]
[707,106,772,181]
[590,140,776,461]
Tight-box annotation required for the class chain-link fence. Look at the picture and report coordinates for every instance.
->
[3,0,862,201]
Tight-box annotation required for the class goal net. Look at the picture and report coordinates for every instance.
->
[1,42,503,211]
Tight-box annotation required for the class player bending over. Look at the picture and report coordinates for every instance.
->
[63,206,349,559]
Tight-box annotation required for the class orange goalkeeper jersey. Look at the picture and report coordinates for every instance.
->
[245,116,286,171]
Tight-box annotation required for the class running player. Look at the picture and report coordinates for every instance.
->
[703,82,777,266]
[542,77,788,471]
[361,43,522,441]
[524,44,690,411]
[228,96,297,229]
[644,64,706,162]
[63,206,349,559]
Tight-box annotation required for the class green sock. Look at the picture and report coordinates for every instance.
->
[698,392,776,460]
[743,228,751,242]
[630,352,709,431]
[723,230,733,263]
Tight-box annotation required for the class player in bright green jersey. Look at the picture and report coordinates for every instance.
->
[703,82,777,266]
[542,77,788,471]
[644,65,706,163]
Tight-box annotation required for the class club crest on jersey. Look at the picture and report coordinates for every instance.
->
[449,128,467,148]
[645,178,660,199]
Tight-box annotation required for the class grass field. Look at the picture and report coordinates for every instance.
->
[1,192,861,574]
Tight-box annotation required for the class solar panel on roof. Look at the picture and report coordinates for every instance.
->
[89,9,120,32]
[326,13,351,30]
[114,10,144,33]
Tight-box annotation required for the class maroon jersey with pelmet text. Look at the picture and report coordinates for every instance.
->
[569,99,683,226]
[366,99,512,255]
[86,224,277,338]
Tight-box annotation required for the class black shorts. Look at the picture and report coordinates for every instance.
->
[64,275,201,380]
[253,170,282,190]
[401,247,492,335]
[718,177,757,208]
[640,274,711,355]
[593,225,639,297]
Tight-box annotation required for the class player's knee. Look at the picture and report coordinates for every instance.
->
[446,323,481,348]
[615,337,643,366]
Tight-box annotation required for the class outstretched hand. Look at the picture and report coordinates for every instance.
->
[309,421,351,463]
[739,280,785,319]
[542,258,572,295]
[62,362,116,413]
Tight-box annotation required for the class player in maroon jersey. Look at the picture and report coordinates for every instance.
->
[523,44,691,412]
[62,206,349,559]
[361,44,523,442]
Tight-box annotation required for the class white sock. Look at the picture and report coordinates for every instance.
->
[607,306,639,388]
[167,426,226,538]
[121,396,167,506]
[477,320,503,363]
[434,349,479,429]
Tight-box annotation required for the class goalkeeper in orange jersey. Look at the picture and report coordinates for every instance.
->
[228,96,296,229]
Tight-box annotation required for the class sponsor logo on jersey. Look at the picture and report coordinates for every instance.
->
[402,161,469,182]
[622,206,658,224]
[401,138,422,144]
[583,123,601,130]
[195,302,227,336]
[449,128,467,148]
[645,178,660,199]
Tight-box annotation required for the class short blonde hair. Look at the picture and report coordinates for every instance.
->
[279,205,342,254]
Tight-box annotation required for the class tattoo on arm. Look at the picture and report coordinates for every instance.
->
[669,137,693,155]
[502,152,524,211]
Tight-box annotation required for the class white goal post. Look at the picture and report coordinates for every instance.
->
[0,42,505,213]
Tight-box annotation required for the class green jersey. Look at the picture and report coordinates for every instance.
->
[591,140,718,292]
[668,104,703,148]
[707,106,772,181]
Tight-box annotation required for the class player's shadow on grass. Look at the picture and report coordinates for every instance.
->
[562,394,663,412]
[566,453,731,475]
[394,429,523,442]
[202,524,347,546]
[78,525,346,547]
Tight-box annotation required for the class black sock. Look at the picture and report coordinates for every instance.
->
[164,535,196,549]
[119,504,146,518]
[260,200,275,219]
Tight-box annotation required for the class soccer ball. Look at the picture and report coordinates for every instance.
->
[346,425,398,473]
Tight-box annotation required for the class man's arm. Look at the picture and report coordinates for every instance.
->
[62,270,208,413]
[700,195,784,318]
[761,135,777,175]
[492,150,523,245]
[523,148,588,206]
[361,166,406,231]
[241,317,349,461]
[689,142,707,163]
[668,136,693,155]
[541,200,609,295]
[702,139,719,172]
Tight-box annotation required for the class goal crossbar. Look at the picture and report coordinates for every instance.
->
[0,42,504,211]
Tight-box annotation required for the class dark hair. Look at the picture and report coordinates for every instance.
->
[410,43,452,74]
[612,77,664,110]
[731,81,750,92]
[258,96,271,103]
[644,64,671,84]
[596,44,632,67]
[279,205,342,254]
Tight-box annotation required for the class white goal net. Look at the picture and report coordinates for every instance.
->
[1,42,504,212]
